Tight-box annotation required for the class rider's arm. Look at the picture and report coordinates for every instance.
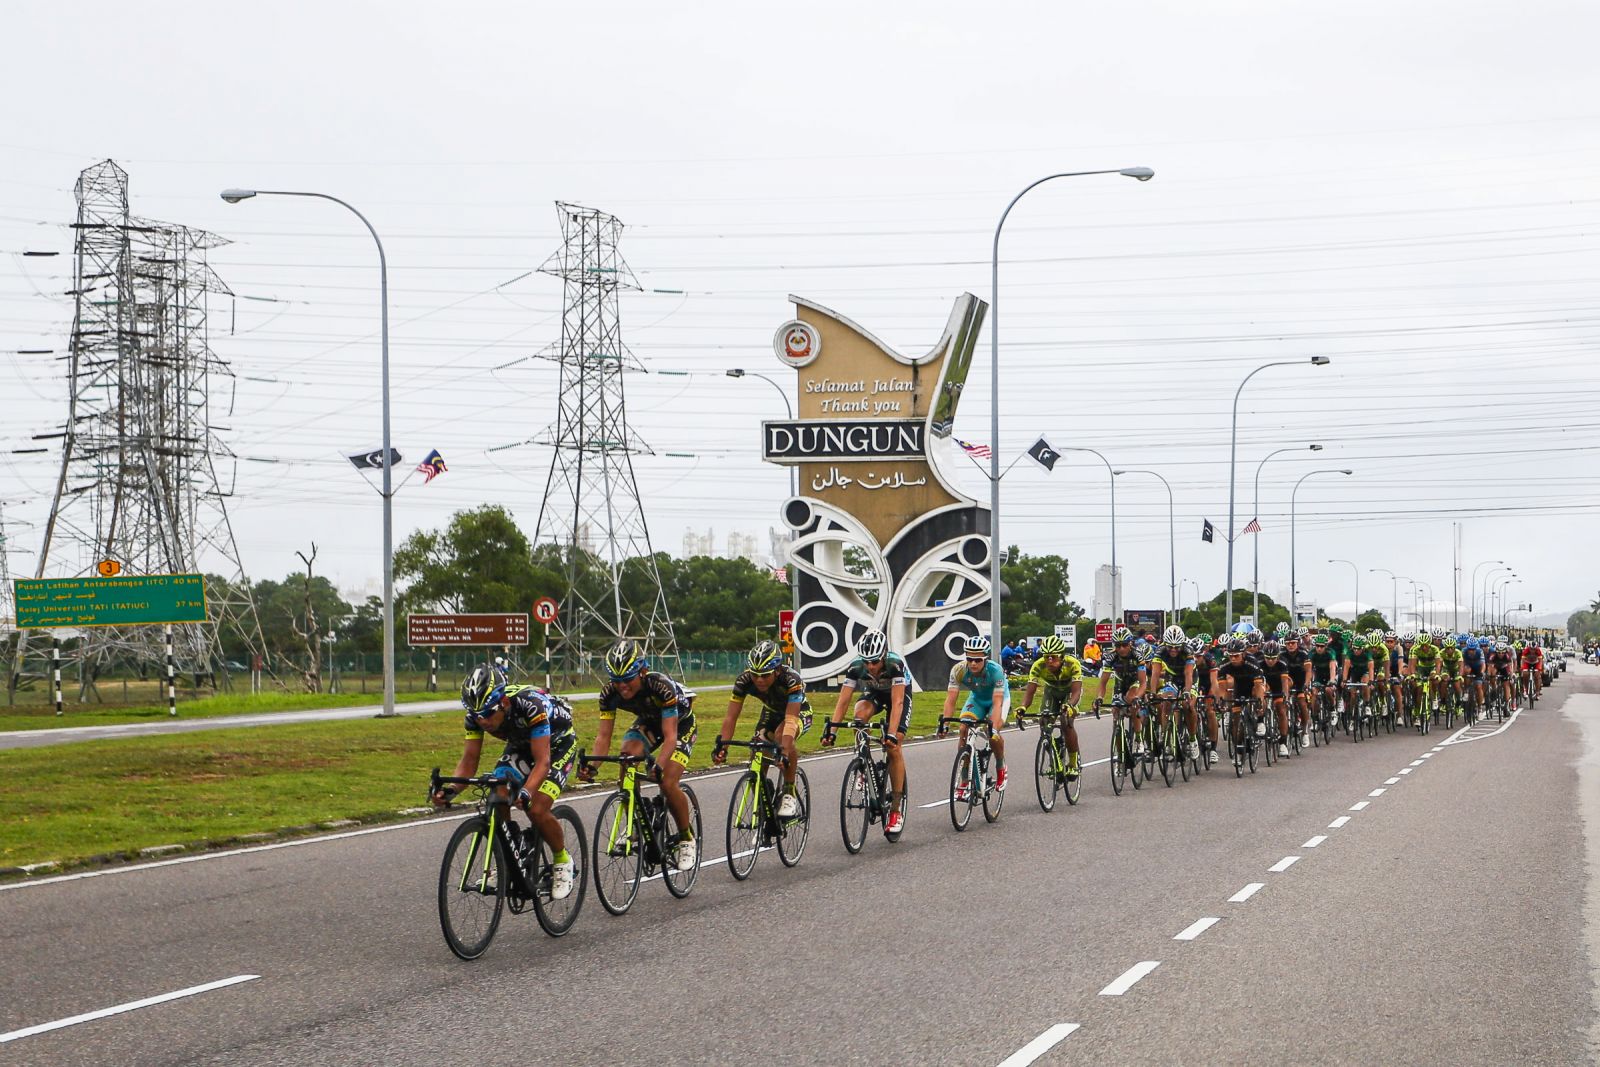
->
[516,732,552,803]
[439,736,485,801]
[831,682,855,724]
[941,683,959,718]
[718,697,745,744]
[591,717,615,759]
[1020,679,1039,712]
[890,678,908,722]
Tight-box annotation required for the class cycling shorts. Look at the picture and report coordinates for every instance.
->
[851,687,911,736]
[624,710,698,767]
[961,693,1010,724]
[754,698,811,738]
[492,729,578,801]
[1039,687,1080,719]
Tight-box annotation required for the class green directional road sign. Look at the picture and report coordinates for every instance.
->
[12,574,208,629]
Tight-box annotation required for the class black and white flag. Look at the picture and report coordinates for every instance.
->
[1027,436,1060,471]
[1201,519,1215,543]
[347,448,403,471]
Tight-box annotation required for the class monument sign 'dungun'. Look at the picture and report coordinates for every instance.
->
[762,294,990,688]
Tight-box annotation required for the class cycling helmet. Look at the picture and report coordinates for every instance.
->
[1135,642,1156,663]
[1297,627,1312,640]
[1039,634,1068,656]
[460,663,505,714]
[1466,637,1481,650]
[603,639,648,681]
[1274,621,1291,636]
[1415,632,1432,647]
[1313,634,1330,648]
[747,639,783,675]
[1246,630,1264,647]
[1496,640,1509,652]
[1112,626,1133,644]
[855,629,888,661]
[1163,625,1186,646]
[1186,637,1205,654]
[1195,632,1213,646]
[1227,637,1247,654]
[1455,633,1468,646]
[963,634,992,657]
[1384,630,1398,641]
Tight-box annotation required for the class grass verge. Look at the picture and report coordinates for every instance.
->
[0,689,455,732]
[0,684,1107,874]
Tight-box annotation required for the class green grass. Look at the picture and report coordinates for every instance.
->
[0,681,1111,872]
[0,688,455,731]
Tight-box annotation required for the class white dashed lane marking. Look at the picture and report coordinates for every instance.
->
[1302,835,1328,848]
[1229,883,1265,903]
[1269,856,1301,872]
[1100,961,1161,996]
[1174,917,1220,941]
[1350,801,1370,811]
[1329,815,1351,828]
[996,1023,1080,1067]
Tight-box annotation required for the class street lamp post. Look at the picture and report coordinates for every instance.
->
[1475,562,1510,629]
[1062,447,1118,623]
[1226,359,1330,629]
[1328,558,1359,625]
[1252,443,1322,623]
[1181,578,1200,611]
[1370,567,1398,628]
[1493,575,1519,629]
[1289,468,1352,626]
[222,187,397,718]
[1114,468,1175,624]
[727,369,801,657]
[1417,581,1434,629]
[988,165,1153,651]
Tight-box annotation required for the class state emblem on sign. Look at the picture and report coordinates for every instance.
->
[773,320,821,368]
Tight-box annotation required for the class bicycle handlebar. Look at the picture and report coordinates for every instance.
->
[716,736,785,759]
[578,750,658,770]
[937,715,997,737]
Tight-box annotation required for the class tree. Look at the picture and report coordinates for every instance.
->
[1354,610,1390,632]
[1568,610,1600,643]
[1000,546,1082,643]
[657,554,790,650]
[1175,588,1292,638]
[1589,592,1600,614]
[394,506,562,615]
[289,545,324,692]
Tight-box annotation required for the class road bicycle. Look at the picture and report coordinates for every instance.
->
[939,715,1002,829]
[1342,682,1372,741]
[428,769,587,960]
[827,718,909,852]
[1016,698,1082,811]
[1311,681,1337,746]
[580,751,703,915]
[1520,668,1539,708]
[1223,696,1259,777]
[1151,686,1197,785]
[1439,673,1462,730]
[714,735,811,880]
[1101,696,1141,795]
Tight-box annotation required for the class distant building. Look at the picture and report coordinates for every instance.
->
[1092,564,1122,621]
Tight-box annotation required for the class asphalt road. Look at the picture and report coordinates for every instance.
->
[2,665,1595,1065]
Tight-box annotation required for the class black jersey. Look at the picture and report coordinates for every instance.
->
[1152,646,1193,686]
[841,653,912,694]
[598,671,694,731]
[465,685,575,743]
[1215,657,1264,690]
[731,664,808,716]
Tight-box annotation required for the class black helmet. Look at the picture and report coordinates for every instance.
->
[747,639,782,674]
[460,663,504,714]
[1263,640,1281,657]
[1228,638,1247,654]
[603,639,648,681]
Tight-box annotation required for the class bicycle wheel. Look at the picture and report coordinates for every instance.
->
[950,748,975,830]
[531,804,587,937]
[777,767,811,867]
[1064,739,1083,805]
[839,757,871,854]
[725,771,763,881]
[1178,727,1192,782]
[438,816,507,960]
[592,791,643,916]
[662,785,703,898]
[1158,713,1175,787]
[1109,725,1126,796]
[982,750,1004,823]
[1034,732,1059,812]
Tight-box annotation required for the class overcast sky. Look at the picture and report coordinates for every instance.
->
[3,0,1597,629]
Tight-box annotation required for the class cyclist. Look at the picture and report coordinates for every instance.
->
[1096,627,1149,756]
[1489,639,1517,709]
[822,630,912,833]
[1280,630,1313,744]
[1190,635,1222,764]
[715,640,811,817]
[582,640,699,872]
[1149,625,1199,762]
[1407,632,1442,720]
[1519,641,1545,703]
[437,664,579,900]
[1260,640,1295,758]
[1379,631,1408,726]
[1308,633,1341,719]
[1015,633,1085,779]
[1215,637,1268,758]
[940,634,1009,797]
[1461,636,1488,712]
[1438,637,1465,712]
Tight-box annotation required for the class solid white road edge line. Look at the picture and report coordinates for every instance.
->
[1328,816,1351,828]
[1302,835,1328,848]
[1173,917,1220,941]
[996,1023,1080,1067]
[1228,883,1264,903]
[0,974,260,1043]
[1100,961,1160,996]
[1269,855,1301,872]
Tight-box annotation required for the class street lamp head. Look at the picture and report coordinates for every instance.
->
[219,188,257,204]
[1339,469,1353,475]
[725,368,745,378]
[1119,167,1155,181]
[1310,356,1332,365]
[1308,444,1323,451]
[1112,469,1126,476]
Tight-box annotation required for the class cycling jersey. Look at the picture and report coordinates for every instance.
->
[1438,646,1464,674]
[1261,657,1294,691]
[841,653,912,697]
[950,659,1009,717]
[1489,650,1516,675]
[1411,646,1441,674]
[1309,649,1339,683]
[1385,644,1406,676]
[1519,647,1544,670]
[1104,649,1147,688]
[1195,650,1217,694]
[1215,657,1264,691]
[466,686,578,800]
[1151,646,1194,688]
[731,664,809,733]
[1280,647,1311,689]
[1027,654,1083,692]
[600,671,697,758]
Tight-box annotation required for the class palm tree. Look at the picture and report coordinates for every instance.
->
[1591,591,1600,613]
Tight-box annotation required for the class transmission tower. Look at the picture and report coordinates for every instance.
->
[530,203,679,672]
[10,160,270,701]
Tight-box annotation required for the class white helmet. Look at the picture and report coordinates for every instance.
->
[963,634,991,657]
[855,630,888,660]
[1162,625,1186,646]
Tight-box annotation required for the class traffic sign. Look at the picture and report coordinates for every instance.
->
[1094,622,1114,644]
[96,560,121,577]
[13,574,206,629]
[1054,623,1078,652]
[533,597,559,625]
[406,613,530,647]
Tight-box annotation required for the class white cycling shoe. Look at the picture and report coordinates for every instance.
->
[778,793,800,818]
[675,836,698,872]
[551,860,575,900]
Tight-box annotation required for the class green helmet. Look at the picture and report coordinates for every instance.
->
[1039,634,1068,656]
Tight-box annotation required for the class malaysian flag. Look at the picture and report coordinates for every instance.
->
[416,449,447,483]
[770,567,788,583]
[1242,517,1262,535]
[956,439,992,459]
